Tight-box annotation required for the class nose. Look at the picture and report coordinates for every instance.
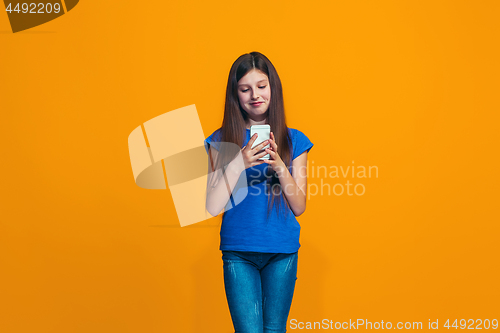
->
[252,89,260,100]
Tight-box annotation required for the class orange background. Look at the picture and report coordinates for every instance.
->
[1,1,499,332]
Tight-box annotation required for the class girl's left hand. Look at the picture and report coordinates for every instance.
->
[263,132,287,176]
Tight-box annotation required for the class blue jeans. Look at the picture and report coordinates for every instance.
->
[222,250,298,333]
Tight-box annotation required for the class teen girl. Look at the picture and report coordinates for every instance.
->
[204,51,314,333]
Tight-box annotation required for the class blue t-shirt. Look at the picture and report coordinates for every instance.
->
[204,127,314,253]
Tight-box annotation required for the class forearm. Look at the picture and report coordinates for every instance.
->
[276,167,307,216]
[206,158,245,217]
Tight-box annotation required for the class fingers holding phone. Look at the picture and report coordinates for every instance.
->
[241,133,268,169]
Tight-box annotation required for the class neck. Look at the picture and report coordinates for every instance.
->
[245,117,268,129]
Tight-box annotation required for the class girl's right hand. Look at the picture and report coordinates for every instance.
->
[240,134,269,169]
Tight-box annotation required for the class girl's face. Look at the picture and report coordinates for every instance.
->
[237,69,271,121]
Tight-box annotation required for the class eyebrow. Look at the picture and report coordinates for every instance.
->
[238,79,268,87]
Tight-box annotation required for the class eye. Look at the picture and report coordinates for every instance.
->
[241,89,249,92]
[259,85,267,89]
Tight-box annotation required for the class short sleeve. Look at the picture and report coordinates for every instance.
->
[291,128,314,160]
[204,129,222,154]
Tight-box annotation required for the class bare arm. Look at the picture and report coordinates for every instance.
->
[276,152,308,216]
[205,135,270,217]
[263,131,309,216]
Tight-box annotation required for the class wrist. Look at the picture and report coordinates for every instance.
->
[275,162,288,178]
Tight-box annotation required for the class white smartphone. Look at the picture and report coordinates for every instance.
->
[250,124,271,160]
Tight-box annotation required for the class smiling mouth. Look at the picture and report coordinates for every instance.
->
[250,102,263,106]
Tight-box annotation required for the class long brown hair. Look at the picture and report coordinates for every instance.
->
[212,51,293,220]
